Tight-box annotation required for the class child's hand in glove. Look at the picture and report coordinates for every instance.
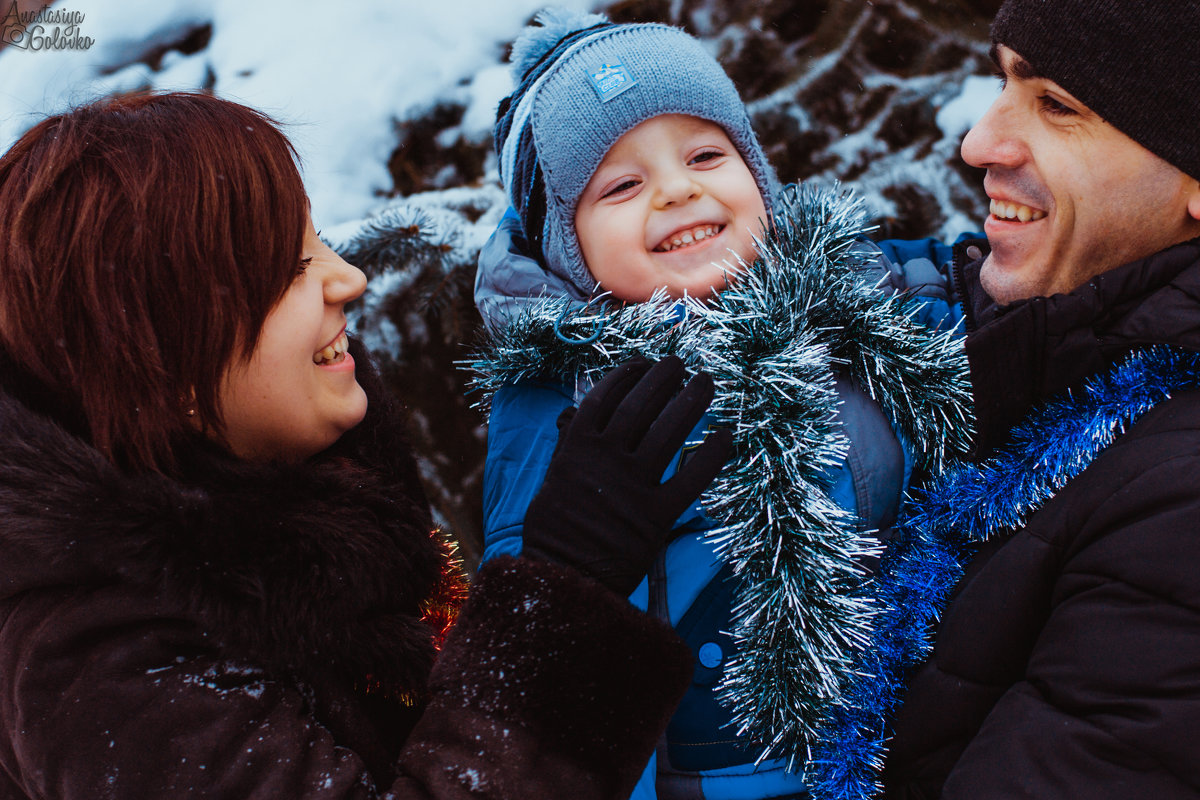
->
[522,355,732,596]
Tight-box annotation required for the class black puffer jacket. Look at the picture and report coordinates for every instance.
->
[0,345,691,799]
[883,238,1200,799]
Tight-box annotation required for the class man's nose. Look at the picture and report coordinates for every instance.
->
[961,94,1026,170]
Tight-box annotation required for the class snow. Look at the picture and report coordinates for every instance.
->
[0,0,593,230]
[1,0,998,241]
[461,64,513,144]
[936,74,1002,139]
[455,767,486,791]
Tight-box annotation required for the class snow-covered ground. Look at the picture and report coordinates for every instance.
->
[0,0,998,234]
[0,0,596,230]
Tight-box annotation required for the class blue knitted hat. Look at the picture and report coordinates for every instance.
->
[494,8,778,298]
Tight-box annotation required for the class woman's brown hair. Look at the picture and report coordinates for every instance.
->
[0,91,309,472]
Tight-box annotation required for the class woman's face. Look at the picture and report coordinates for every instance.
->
[216,217,369,462]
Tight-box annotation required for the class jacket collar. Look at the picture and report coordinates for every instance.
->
[961,236,1200,454]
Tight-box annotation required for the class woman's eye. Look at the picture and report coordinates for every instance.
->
[1038,95,1075,116]
[297,256,313,276]
[602,179,639,198]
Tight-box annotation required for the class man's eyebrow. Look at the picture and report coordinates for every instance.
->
[988,43,1042,80]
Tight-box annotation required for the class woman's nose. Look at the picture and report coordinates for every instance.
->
[325,254,367,305]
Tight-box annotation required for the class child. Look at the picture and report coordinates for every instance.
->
[468,10,973,800]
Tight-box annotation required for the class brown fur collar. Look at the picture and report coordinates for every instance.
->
[0,341,458,708]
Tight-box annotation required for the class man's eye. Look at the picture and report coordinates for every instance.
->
[1038,95,1075,116]
[602,180,638,198]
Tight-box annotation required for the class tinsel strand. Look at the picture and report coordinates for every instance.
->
[804,345,1200,800]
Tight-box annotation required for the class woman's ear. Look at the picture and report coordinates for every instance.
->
[181,390,199,424]
[1188,179,1200,223]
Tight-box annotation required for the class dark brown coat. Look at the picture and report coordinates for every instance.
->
[0,354,691,799]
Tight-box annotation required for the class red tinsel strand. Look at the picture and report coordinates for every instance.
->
[421,527,468,651]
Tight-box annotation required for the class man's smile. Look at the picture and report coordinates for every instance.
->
[989,198,1046,222]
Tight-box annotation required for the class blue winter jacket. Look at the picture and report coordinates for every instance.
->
[874,235,985,333]
[475,212,924,800]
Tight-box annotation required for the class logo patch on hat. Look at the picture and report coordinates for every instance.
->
[589,62,637,103]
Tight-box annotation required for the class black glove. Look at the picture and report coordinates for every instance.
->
[522,355,733,596]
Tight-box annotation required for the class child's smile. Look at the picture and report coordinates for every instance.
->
[575,114,768,302]
[652,222,725,253]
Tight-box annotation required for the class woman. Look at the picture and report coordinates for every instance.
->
[0,92,729,798]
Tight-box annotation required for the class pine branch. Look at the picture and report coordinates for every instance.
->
[335,204,454,277]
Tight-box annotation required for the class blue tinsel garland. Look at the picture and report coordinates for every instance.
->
[806,345,1200,800]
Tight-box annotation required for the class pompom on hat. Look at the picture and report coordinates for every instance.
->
[493,8,778,299]
[992,0,1200,181]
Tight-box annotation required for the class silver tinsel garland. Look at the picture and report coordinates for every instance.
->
[463,184,973,773]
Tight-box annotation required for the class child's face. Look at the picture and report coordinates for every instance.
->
[574,114,767,302]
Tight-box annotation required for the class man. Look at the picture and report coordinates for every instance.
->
[877,1,1200,797]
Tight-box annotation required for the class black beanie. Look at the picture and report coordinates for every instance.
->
[992,0,1200,181]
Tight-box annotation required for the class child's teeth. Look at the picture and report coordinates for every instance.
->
[659,225,720,252]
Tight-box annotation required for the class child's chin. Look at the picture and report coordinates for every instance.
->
[669,277,726,301]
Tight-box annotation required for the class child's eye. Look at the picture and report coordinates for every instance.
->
[1038,95,1075,116]
[689,149,724,165]
[602,179,639,198]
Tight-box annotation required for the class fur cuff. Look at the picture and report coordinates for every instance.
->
[426,556,692,795]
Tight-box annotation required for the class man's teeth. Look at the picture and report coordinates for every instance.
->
[656,224,721,252]
[990,199,1046,222]
[313,332,349,365]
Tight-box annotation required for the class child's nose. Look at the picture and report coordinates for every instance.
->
[654,171,702,208]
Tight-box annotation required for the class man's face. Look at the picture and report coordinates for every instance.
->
[961,44,1200,305]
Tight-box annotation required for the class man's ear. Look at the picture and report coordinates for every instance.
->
[1188,179,1200,222]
